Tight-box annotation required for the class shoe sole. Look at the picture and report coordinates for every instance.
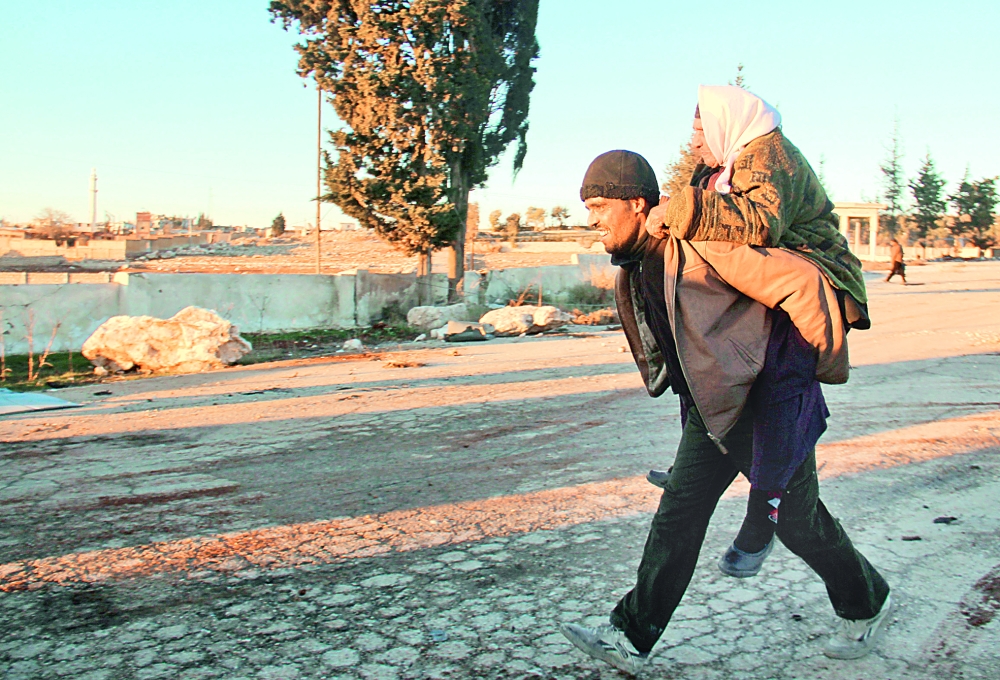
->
[646,475,668,489]
[823,594,894,660]
[717,565,762,578]
[559,624,642,676]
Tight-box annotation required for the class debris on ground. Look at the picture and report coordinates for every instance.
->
[382,358,425,369]
[406,303,470,331]
[81,306,251,374]
[342,339,364,351]
[572,307,620,325]
[444,320,494,342]
[479,305,573,336]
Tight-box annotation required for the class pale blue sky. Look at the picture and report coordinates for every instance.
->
[2,1,998,229]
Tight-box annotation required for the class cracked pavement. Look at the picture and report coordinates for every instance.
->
[2,260,1000,679]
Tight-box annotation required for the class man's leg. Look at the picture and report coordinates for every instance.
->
[773,449,890,620]
[608,406,749,652]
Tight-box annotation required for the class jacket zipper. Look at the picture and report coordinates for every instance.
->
[661,248,728,454]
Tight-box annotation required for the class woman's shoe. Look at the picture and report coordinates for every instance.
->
[718,539,774,578]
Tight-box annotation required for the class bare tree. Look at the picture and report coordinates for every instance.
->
[524,206,547,231]
[466,202,480,242]
[550,206,570,228]
[662,140,699,200]
[504,212,521,244]
[488,209,503,232]
[32,208,74,240]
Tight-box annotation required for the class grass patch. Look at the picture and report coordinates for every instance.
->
[0,351,101,392]
[240,323,420,364]
[0,324,423,388]
[563,282,616,309]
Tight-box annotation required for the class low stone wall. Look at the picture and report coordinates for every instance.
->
[0,256,615,354]
[0,234,209,262]
[0,236,130,261]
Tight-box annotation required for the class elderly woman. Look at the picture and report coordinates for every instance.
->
[645,86,872,569]
[648,85,869,328]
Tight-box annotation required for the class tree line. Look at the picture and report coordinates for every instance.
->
[881,124,998,249]
[662,122,999,251]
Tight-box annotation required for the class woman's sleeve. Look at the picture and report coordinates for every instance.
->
[664,151,798,246]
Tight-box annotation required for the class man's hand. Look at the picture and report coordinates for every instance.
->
[645,199,669,239]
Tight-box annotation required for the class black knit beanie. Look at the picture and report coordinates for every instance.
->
[580,150,659,205]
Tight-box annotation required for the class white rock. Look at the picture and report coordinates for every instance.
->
[479,305,572,336]
[479,308,533,336]
[413,334,427,342]
[82,306,251,374]
[342,338,364,351]
[406,303,469,331]
[429,324,449,340]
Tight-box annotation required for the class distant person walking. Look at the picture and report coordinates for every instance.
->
[886,238,906,283]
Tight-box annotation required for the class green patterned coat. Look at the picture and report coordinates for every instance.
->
[664,129,868,306]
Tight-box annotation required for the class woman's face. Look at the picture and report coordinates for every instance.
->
[691,118,720,167]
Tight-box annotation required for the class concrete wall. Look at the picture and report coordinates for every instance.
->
[0,234,208,261]
[5,245,1000,356]
[0,283,124,356]
[115,272,357,334]
[0,256,615,355]
[1,236,126,261]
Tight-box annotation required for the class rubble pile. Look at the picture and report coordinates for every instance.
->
[571,307,620,325]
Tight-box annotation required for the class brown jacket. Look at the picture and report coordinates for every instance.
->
[688,242,849,385]
[890,240,904,263]
[617,236,771,446]
[617,237,848,445]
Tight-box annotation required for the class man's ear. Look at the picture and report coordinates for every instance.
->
[631,196,651,215]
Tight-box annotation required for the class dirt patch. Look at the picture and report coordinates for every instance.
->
[964,566,1000,627]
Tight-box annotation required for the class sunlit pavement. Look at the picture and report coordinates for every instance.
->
[1,260,999,679]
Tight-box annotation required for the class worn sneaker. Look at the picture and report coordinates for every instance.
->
[718,539,774,578]
[823,593,893,659]
[560,623,649,675]
[646,467,672,489]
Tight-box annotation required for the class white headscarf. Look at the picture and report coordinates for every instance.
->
[698,85,781,195]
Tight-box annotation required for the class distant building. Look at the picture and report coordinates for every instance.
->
[136,212,152,236]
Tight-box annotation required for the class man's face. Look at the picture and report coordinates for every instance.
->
[691,118,720,167]
[585,196,645,255]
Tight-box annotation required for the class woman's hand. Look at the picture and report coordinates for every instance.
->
[645,199,670,239]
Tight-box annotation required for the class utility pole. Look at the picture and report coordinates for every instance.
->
[89,168,98,231]
[315,82,322,274]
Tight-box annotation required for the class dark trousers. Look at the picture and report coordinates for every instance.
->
[610,404,890,653]
[886,261,906,281]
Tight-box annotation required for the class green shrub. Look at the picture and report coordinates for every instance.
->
[564,283,615,308]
